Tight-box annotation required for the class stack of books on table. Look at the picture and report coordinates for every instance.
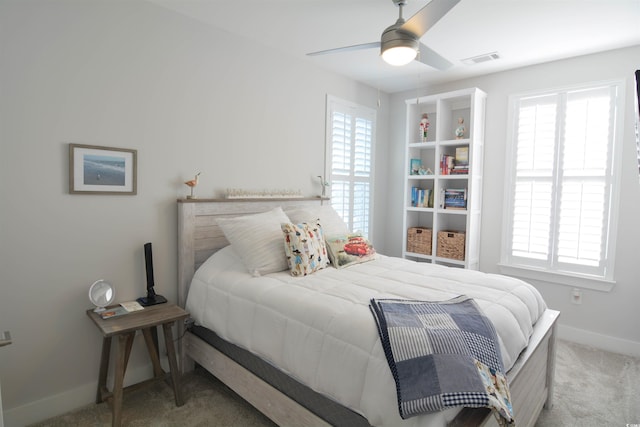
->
[99,301,145,319]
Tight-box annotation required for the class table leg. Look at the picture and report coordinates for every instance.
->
[112,332,134,427]
[151,325,159,358]
[142,327,164,378]
[96,337,112,404]
[162,322,184,406]
[122,332,134,375]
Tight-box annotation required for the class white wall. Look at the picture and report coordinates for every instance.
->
[386,46,640,356]
[0,0,389,425]
[2,0,637,424]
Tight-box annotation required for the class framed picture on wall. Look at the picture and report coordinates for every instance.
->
[69,144,137,195]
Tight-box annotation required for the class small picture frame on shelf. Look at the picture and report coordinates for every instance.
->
[410,158,422,175]
[69,144,137,195]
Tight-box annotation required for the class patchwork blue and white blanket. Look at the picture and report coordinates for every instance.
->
[370,296,514,425]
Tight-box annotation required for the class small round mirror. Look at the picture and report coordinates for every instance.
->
[89,280,115,312]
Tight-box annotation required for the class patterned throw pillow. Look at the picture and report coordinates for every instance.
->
[281,221,329,276]
[325,234,376,269]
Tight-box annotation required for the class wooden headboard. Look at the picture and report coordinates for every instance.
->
[177,198,327,308]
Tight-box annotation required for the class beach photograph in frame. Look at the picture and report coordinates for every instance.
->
[69,144,137,195]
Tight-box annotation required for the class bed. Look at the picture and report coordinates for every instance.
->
[177,198,559,427]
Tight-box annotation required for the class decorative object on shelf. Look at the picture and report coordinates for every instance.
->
[89,279,115,313]
[317,175,330,198]
[184,172,201,199]
[225,188,303,199]
[420,113,430,142]
[455,117,465,139]
[452,147,469,175]
[69,144,137,195]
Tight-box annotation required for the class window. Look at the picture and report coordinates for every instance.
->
[326,96,376,238]
[500,81,624,290]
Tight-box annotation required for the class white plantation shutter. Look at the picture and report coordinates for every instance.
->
[327,96,376,238]
[557,87,612,268]
[503,82,622,283]
[511,95,557,261]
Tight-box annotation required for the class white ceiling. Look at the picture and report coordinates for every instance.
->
[147,0,640,93]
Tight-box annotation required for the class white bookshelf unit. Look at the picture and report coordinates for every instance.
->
[402,87,486,269]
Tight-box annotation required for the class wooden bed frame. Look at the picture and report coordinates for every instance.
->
[177,198,559,427]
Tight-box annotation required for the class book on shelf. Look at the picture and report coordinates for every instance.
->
[440,188,467,209]
[411,187,433,208]
[451,165,469,175]
[410,158,422,175]
[452,147,469,174]
[455,147,469,165]
[440,148,471,175]
[440,154,455,175]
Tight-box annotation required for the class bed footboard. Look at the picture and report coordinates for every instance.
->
[451,309,559,427]
[181,308,558,427]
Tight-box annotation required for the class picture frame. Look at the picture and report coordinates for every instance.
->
[410,158,422,175]
[69,144,137,195]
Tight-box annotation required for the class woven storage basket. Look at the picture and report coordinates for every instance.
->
[437,230,465,260]
[407,227,432,255]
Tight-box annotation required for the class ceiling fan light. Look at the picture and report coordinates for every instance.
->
[382,45,417,66]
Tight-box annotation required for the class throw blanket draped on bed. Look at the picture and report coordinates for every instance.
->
[370,296,514,425]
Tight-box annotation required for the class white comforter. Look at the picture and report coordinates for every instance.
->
[186,247,547,427]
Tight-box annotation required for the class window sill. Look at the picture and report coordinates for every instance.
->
[497,263,615,292]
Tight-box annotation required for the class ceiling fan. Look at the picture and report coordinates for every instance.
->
[307,0,461,69]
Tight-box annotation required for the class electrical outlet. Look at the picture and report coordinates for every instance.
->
[571,288,583,305]
[0,330,11,347]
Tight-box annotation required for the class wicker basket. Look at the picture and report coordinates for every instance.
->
[407,227,432,255]
[437,230,465,260]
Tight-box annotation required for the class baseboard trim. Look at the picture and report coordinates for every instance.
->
[3,358,168,427]
[557,324,640,357]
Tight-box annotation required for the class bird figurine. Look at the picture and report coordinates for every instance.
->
[185,172,200,199]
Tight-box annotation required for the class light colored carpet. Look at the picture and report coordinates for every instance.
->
[31,340,639,426]
[29,368,277,427]
[535,340,640,427]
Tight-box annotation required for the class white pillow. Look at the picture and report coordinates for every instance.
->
[286,205,350,236]
[216,207,291,276]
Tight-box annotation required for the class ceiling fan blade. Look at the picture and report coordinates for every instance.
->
[307,41,380,57]
[401,0,461,38]
[416,42,453,70]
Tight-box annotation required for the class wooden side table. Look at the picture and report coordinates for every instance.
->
[87,303,189,427]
